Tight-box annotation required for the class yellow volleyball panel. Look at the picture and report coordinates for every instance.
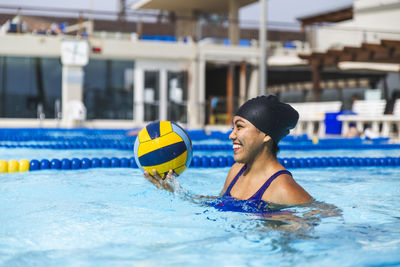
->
[137,132,183,157]
[143,151,188,179]
[159,121,173,136]
[19,159,30,172]
[0,160,8,173]
[8,160,19,173]
[138,127,152,143]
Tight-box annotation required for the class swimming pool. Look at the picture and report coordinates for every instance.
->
[0,130,399,266]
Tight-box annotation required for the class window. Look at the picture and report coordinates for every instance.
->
[144,70,160,121]
[0,56,61,118]
[167,71,188,123]
[84,59,134,119]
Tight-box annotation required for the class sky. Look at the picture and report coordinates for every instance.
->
[1,0,354,26]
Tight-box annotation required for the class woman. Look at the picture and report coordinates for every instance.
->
[221,95,311,205]
[145,95,311,206]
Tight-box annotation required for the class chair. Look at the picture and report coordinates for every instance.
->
[289,101,342,137]
[381,99,400,138]
[337,100,386,137]
[66,100,87,127]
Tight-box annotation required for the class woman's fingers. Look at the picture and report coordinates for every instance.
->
[144,170,162,188]
[143,169,176,192]
[150,169,161,179]
[165,169,174,180]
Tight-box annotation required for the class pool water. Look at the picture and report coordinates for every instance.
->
[0,149,399,266]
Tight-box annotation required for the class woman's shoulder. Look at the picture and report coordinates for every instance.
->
[267,172,312,204]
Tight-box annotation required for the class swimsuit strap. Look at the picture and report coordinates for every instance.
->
[248,170,292,202]
[223,165,247,197]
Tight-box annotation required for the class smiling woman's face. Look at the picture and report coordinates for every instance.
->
[229,116,269,163]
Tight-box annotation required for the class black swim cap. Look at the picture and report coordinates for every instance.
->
[235,95,299,143]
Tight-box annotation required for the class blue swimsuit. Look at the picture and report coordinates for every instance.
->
[210,165,292,213]
[223,165,292,201]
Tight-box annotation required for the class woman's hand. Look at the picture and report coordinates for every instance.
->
[144,169,175,192]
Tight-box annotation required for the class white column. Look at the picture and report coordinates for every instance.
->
[247,67,259,99]
[160,69,168,121]
[198,55,206,127]
[134,67,144,124]
[187,59,198,128]
[259,0,267,95]
[60,40,89,128]
[239,61,247,106]
[61,65,84,128]
[228,0,239,45]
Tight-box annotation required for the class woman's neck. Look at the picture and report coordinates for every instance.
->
[244,151,279,177]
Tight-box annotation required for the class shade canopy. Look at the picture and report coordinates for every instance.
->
[299,39,400,68]
[132,0,258,13]
[297,6,353,28]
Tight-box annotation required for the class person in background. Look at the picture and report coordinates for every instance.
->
[126,129,139,136]
[345,122,361,138]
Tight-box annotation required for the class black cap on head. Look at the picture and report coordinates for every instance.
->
[235,95,299,143]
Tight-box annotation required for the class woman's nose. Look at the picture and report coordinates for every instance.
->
[229,129,236,140]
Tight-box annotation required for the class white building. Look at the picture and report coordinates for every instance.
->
[0,0,398,132]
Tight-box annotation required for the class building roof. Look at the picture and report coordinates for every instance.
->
[297,6,353,28]
[132,0,258,13]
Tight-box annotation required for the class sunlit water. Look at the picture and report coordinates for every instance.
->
[0,146,399,266]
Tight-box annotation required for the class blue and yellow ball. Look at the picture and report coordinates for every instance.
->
[134,121,193,178]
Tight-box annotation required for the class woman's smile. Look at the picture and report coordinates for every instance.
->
[233,143,242,153]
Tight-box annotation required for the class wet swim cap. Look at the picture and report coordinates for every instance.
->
[235,95,299,143]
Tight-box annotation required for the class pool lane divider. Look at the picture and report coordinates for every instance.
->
[0,156,399,174]
[1,142,400,150]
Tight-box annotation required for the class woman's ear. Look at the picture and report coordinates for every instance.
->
[263,135,272,143]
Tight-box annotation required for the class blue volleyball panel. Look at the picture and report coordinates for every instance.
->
[138,141,186,167]
[146,121,161,139]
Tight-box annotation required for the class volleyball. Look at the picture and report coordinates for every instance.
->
[134,121,193,179]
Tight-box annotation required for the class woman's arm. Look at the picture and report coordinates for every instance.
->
[143,169,217,204]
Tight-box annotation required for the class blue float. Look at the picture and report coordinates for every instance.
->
[120,157,129,168]
[40,159,50,169]
[71,158,81,169]
[81,158,91,169]
[101,157,110,168]
[51,159,61,169]
[61,158,71,169]
[201,156,210,167]
[218,156,227,167]
[30,160,40,171]
[111,157,120,167]
[209,156,218,167]
[91,158,101,168]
